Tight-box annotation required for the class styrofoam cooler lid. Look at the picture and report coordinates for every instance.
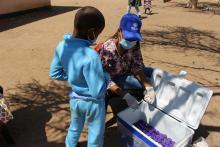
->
[151,69,213,130]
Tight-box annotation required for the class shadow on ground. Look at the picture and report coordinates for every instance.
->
[0,80,122,147]
[0,6,81,32]
[0,80,70,147]
[141,26,220,54]
[171,2,220,15]
[193,124,220,142]
[0,79,218,146]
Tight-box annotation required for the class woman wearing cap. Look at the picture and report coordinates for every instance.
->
[96,13,155,108]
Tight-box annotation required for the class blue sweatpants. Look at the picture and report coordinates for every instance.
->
[65,98,105,147]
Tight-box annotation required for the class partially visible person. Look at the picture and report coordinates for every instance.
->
[50,6,109,147]
[0,85,13,128]
[96,13,155,109]
[144,0,152,14]
[128,0,142,18]
[0,85,14,145]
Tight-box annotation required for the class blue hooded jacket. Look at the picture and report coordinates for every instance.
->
[50,34,109,100]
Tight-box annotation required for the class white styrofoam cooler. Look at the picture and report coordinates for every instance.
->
[117,69,213,147]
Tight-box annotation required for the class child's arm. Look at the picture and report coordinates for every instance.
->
[83,57,109,99]
[50,48,68,81]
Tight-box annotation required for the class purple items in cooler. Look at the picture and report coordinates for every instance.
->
[133,120,175,147]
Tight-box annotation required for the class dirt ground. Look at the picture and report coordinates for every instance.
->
[0,0,220,146]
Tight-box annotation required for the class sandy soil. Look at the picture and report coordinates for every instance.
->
[0,0,219,146]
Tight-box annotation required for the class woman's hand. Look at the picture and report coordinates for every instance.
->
[144,87,156,104]
[134,69,155,104]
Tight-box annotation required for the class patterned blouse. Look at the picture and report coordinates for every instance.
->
[97,39,144,88]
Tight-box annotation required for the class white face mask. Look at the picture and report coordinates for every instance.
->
[119,39,137,49]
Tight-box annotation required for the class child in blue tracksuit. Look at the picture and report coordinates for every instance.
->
[49,6,109,147]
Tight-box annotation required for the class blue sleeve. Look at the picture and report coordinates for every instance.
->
[83,57,109,98]
[49,46,68,81]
